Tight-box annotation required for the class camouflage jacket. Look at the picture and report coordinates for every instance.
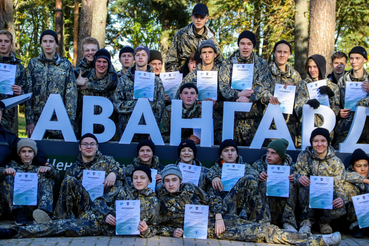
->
[165,23,223,72]
[159,101,202,143]
[0,126,18,167]
[65,150,121,182]
[25,52,77,125]
[218,51,272,119]
[0,53,26,131]
[344,166,367,188]
[158,182,226,236]
[252,154,295,175]
[90,186,160,238]
[0,159,58,181]
[175,158,211,192]
[294,146,348,203]
[74,57,93,78]
[112,65,165,130]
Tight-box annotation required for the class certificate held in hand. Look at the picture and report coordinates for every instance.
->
[307,80,330,107]
[184,204,209,239]
[0,63,17,95]
[197,71,218,100]
[82,170,105,201]
[160,71,182,101]
[266,165,290,198]
[273,84,296,114]
[13,172,38,206]
[352,193,369,228]
[221,163,245,191]
[178,163,202,186]
[133,71,155,101]
[116,200,140,235]
[231,64,254,90]
[309,176,333,209]
[344,82,367,111]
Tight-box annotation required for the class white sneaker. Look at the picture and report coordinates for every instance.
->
[283,223,297,232]
[299,220,311,234]
[33,209,51,223]
[322,232,341,246]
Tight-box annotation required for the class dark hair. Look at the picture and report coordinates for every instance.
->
[180,52,202,78]
[331,51,348,63]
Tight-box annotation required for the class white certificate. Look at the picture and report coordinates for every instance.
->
[82,170,105,201]
[160,71,182,101]
[266,165,290,198]
[148,168,157,191]
[221,163,245,192]
[273,84,296,114]
[309,176,333,209]
[184,204,209,239]
[197,71,218,100]
[231,64,254,90]
[344,82,367,111]
[116,200,140,235]
[133,71,155,101]
[352,193,369,228]
[13,172,38,206]
[178,162,201,186]
[0,63,16,95]
[307,80,330,107]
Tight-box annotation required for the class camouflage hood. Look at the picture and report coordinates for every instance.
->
[214,155,246,169]
[305,145,336,161]
[75,150,104,168]
[78,57,94,71]
[229,50,256,65]
[261,153,293,166]
[0,52,21,65]
[126,64,155,81]
[269,61,295,78]
[185,23,216,41]
[131,155,162,170]
[175,158,202,167]
[343,69,369,82]
[38,52,62,65]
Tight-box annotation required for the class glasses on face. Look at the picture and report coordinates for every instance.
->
[81,143,97,148]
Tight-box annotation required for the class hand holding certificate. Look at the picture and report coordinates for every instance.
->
[309,176,333,209]
[266,165,290,198]
[82,170,105,201]
[0,63,17,95]
[231,64,254,90]
[116,200,140,235]
[197,71,218,100]
[133,71,155,101]
[344,82,367,111]
[307,80,330,107]
[273,84,296,114]
[13,172,38,206]
[160,72,182,101]
[184,204,209,239]
[352,193,369,228]
[221,163,245,191]
[178,163,201,186]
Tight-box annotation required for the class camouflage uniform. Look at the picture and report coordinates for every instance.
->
[124,156,164,188]
[91,186,160,237]
[165,23,223,72]
[0,160,58,217]
[0,53,26,132]
[294,77,340,148]
[112,65,165,138]
[263,62,302,146]
[219,51,273,146]
[74,65,118,139]
[252,154,298,228]
[158,183,324,245]
[54,150,122,219]
[294,146,347,224]
[74,57,93,78]
[175,158,211,192]
[333,70,369,149]
[159,101,202,143]
[25,52,77,138]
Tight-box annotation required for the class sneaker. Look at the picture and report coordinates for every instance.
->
[322,231,341,246]
[283,223,297,232]
[33,209,51,223]
[0,228,17,239]
[320,223,333,234]
[351,225,364,238]
[299,220,311,234]
[14,209,28,226]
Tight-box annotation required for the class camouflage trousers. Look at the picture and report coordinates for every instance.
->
[0,173,55,214]
[298,186,346,224]
[13,219,100,238]
[233,118,260,147]
[213,102,223,145]
[208,214,324,245]
[259,181,298,229]
[223,175,271,224]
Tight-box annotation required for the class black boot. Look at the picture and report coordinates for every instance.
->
[0,228,17,239]
[351,226,364,238]
[14,208,28,226]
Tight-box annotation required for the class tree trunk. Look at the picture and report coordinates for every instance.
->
[55,0,64,57]
[294,0,309,79]
[308,0,336,76]
[77,0,93,63]
[91,0,108,49]
[160,20,170,72]
[73,0,79,67]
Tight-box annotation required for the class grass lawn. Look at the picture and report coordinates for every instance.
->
[18,110,27,138]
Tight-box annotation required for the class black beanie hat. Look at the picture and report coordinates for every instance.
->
[40,30,58,44]
[79,133,98,145]
[238,31,256,48]
[137,139,155,156]
[148,50,163,63]
[132,165,152,182]
[178,139,197,158]
[94,48,111,67]
[350,148,369,166]
[219,139,238,156]
[119,46,134,58]
[309,127,330,146]
[179,83,198,94]
[349,46,368,60]
[273,40,292,53]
